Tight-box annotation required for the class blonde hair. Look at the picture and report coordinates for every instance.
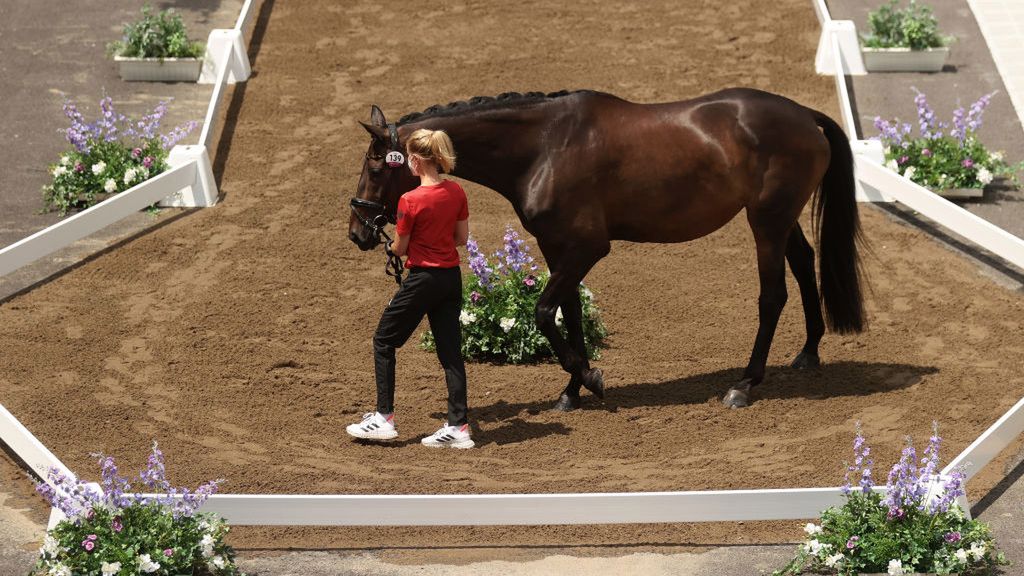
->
[406,129,457,173]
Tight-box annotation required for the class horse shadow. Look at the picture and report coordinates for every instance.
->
[469,361,939,421]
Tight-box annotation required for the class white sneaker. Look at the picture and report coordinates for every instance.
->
[346,412,398,441]
[421,423,474,449]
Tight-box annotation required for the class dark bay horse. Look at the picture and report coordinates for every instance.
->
[349,88,865,410]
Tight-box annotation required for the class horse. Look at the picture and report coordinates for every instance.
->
[348,88,865,411]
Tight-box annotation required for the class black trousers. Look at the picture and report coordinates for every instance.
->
[374,266,468,425]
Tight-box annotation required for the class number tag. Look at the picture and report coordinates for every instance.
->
[385,151,405,167]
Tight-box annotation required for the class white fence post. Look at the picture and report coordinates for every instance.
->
[816,20,866,76]
[199,29,251,84]
[158,145,219,207]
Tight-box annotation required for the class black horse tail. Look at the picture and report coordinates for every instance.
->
[811,110,865,334]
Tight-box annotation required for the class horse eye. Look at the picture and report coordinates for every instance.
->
[369,167,383,176]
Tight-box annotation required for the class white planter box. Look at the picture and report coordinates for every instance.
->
[936,187,984,200]
[114,56,203,82]
[861,46,950,72]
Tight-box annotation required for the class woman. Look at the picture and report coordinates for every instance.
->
[346,128,474,448]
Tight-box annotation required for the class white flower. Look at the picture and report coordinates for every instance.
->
[40,534,61,557]
[104,178,117,193]
[887,558,904,575]
[955,548,969,563]
[977,166,993,185]
[825,553,844,568]
[138,553,160,573]
[580,286,593,300]
[802,539,830,556]
[803,522,823,536]
[52,165,68,177]
[201,534,216,557]
[101,561,122,576]
[212,555,227,569]
[903,166,916,180]
[886,159,899,172]
[459,310,476,325]
[969,541,986,561]
[992,151,1004,161]
[499,317,516,332]
[555,307,564,327]
[123,168,137,185]
[938,173,948,183]
[48,564,71,576]
[60,155,71,166]
[91,161,106,175]
[139,166,149,178]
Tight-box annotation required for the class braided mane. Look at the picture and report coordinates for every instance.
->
[397,90,591,125]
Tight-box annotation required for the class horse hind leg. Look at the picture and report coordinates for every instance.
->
[786,224,825,369]
[722,224,789,409]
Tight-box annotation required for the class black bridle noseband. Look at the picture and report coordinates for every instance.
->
[349,123,405,285]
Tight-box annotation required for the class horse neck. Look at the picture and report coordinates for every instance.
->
[400,113,541,199]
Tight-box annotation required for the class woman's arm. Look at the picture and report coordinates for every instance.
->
[454,219,469,247]
[390,234,410,257]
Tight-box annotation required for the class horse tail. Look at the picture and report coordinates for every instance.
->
[811,110,865,334]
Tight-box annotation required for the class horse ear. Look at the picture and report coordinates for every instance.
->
[370,105,387,127]
[359,121,388,142]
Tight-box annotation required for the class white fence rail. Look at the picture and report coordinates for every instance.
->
[0,163,196,277]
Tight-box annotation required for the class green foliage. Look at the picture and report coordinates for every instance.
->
[44,139,167,216]
[108,5,204,59]
[421,229,608,364]
[862,0,951,50]
[35,506,241,576]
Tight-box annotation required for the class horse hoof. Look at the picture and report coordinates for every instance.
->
[553,393,581,412]
[791,351,821,370]
[722,383,752,409]
[582,368,605,399]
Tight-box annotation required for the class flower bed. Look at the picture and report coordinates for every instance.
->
[32,442,243,576]
[773,424,1006,576]
[421,226,607,364]
[43,97,196,215]
[873,89,1019,195]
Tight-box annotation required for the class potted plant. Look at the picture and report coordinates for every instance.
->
[32,442,245,575]
[108,5,205,82]
[773,424,1007,576]
[860,0,953,72]
[43,96,197,215]
[873,89,1019,199]
[421,225,607,364]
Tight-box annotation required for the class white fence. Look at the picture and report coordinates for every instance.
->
[2,0,1024,532]
[0,0,263,278]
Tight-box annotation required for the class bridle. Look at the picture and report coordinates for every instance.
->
[349,123,405,285]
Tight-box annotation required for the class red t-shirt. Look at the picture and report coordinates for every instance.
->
[395,180,469,268]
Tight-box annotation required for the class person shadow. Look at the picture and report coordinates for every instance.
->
[469,361,939,423]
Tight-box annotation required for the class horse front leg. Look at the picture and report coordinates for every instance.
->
[534,246,607,411]
[559,291,604,400]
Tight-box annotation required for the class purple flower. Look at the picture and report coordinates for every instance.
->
[470,291,482,303]
[87,534,97,541]
[143,156,155,168]
[945,531,962,544]
[922,148,932,157]
[495,225,537,274]
[132,147,143,158]
[82,539,95,552]
[914,88,938,138]
[962,158,974,168]
[846,536,859,549]
[466,237,495,290]
[524,275,536,287]
[74,162,84,173]
[887,506,905,520]
[898,155,909,165]
[842,423,873,495]
[112,516,123,532]
[164,548,174,557]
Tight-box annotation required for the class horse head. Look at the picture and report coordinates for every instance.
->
[349,105,418,251]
